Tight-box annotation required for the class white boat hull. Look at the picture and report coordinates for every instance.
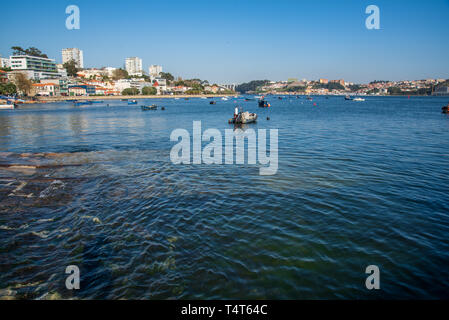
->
[0,104,15,110]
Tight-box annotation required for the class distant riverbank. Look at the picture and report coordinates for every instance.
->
[36,94,236,103]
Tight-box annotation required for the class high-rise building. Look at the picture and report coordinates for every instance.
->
[10,55,58,80]
[0,54,11,68]
[149,65,162,78]
[125,57,143,76]
[62,48,84,68]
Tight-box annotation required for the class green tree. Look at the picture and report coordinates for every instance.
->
[122,88,140,95]
[388,87,402,95]
[160,72,174,82]
[11,46,48,58]
[0,83,17,95]
[142,86,157,95]
[63,59,79,77]
[236,80,270,93]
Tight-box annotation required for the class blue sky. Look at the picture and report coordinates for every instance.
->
[1,0,448,84]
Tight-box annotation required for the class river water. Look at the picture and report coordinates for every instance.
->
[0,95,448,299]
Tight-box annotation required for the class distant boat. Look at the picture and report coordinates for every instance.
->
[258,99,271,108]
[121,99,128,101]
[128,100,138,105]
[345,95,353,100]
[141,105,157,111]
[74,101,92,106]
[353,97,365,102]
[0,104,15,110]
[91,100,104,103]
[441,103,449,114]
[210,101,216,105]
[221,97,228,101]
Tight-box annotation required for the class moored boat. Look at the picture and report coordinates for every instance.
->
[141,105,157,111]
[74,101,92,106]
[229,110,257,124]
[258,98,271,108]
[0,104,15,110]
[442,103,449,114]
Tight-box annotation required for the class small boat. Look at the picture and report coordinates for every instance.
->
[0,104,15,110]
[128,100,138,105]
[221,97,229,101]
[121,99,128,101]
[344,95,353,101]
[74,101,92,106]
[141,105,157,111]
[244,98,254,101]
[258,99,271,108]
[442,104,449,114]
[91,100,104,103]
[210,101,216,105]
[229,111,257,124]
[353,97,365,102]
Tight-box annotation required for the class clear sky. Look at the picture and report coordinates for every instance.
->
[1,0,448,84]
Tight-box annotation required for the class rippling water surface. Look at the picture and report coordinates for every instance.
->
[1,96,448,299]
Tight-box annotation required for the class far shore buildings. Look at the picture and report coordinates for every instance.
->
[62,48,84,68]
[149,65,162,79]
[125,57,143,76]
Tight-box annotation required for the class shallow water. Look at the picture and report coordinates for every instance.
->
[0,96,448,299]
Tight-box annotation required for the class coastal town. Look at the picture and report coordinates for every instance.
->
[0,46,448,100]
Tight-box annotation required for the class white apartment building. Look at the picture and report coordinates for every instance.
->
[125,57,143,76]
[149,65,162,78]
[62,48,84,68]
[10,55,59,80]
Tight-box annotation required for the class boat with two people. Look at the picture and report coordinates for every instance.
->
[229,106,257,124]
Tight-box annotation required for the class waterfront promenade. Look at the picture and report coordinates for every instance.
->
[36,94,236,103]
